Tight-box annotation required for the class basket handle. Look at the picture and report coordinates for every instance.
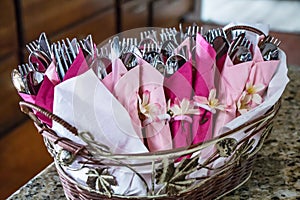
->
[19,101,78,136]
[223,24,266,37]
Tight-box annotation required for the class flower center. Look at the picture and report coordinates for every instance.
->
[247,86,256,94]
[209,98,218,108]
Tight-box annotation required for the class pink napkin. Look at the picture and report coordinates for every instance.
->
[114,58,172,152]
[19,48,90,126]
[192,34,216,144]
[18,92,36,104]
[19,76,54,126]
[102,58,128,93]
[237,45,280,114]
[195,33,217,88]
[45,48,89,85]
[45,61,60,85]
[250,46,280,97]
[164,61,194,148]
[214,56,253,137]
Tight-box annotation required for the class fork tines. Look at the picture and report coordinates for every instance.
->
[26,40,39,53]
[140,30,157,41]
[18,63,35,77]
[264,35,281,47]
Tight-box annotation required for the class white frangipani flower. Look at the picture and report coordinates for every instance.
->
[137,90,161,121]
[237,82,265,114]
[245,82,265,104]
[168,98,200,117]
[193,89,226,114]
[237,91,252,114]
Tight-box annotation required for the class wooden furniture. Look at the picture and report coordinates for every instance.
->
[0,0,192,137]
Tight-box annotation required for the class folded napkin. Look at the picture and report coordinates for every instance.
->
[164,61,194,148]
[19,76,54,126]
[102,58,128,94]
[192,34,217,144]
[211,49,287,171]
[237,45,280,114]
[114,58,172,152]
[213,56,253,138]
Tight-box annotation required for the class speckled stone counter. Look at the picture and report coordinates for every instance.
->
[7,66,300,200]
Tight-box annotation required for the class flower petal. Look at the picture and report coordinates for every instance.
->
[142,90,150,104]
[215,104,226,111]
[253,84,265,93]
[187,108,200,115]
[194,102,214,113]
[167,99,171,109]
[208,88,217,101]
[180,99,190,113]
[170,104,181,116]
[246,82,252,90]
[193,96,209,105]
[238,108,248,115]
[252,93,262,104]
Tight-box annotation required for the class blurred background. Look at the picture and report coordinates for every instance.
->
[0,0,299,198]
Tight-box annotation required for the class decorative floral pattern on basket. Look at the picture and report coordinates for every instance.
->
[155,157,199,195]
[215,138,238,157]
[86,168,118,197]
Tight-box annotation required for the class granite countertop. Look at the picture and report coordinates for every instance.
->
[7,66,300,200]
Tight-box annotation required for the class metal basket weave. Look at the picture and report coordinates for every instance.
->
[19,99,280,200]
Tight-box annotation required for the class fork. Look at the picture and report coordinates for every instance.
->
[229,33,253,64]
[140,30,158,41]
[53,43,66,81]
[186,24,200,39]
[143,42,161,66]
[79,34,94,57]
[26,37,51,71]
[15,63,38,94]
[139,30,158,50]
[18,63,34,77]
[259,35,281,60]
[26,40,39,53]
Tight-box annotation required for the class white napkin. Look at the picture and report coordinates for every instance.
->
[52,69,151,195]
[52,69,148,154]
